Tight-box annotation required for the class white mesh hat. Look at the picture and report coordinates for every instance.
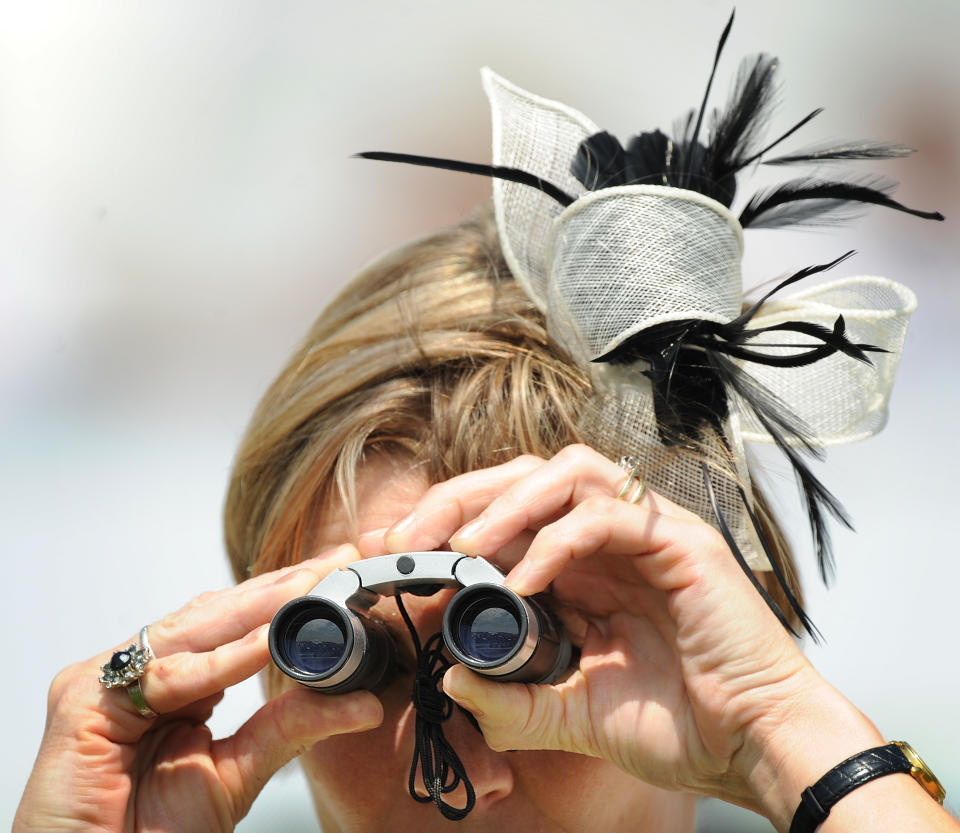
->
[358,20,942,638]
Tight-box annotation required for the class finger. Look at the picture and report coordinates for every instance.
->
[213,687,383,823]
[443,665,593,757]
[131,624,272,717]
[357,526,392,556]
[169,691,224,724]
[147,544,360,656]
[474,527,538,575]
[383,455,545,552]
[500,495,721,597]
[448,445,697,560]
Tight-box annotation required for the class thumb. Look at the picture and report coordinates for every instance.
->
[443,665,587,755]
[213,687,383,822]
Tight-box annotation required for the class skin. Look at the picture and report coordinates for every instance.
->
[15,445,960,833]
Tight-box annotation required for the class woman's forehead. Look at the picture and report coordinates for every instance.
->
[310,455,431,558]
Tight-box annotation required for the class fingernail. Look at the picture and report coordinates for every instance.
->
[357,527,390,556]
[442,667,470,702]
[452,515,486,541]
[304,543,353,564]
[242,623,270,644]
[272,567,313,585]
[442,668,485,719]
[503,563,532,594]
[387,513,415,537]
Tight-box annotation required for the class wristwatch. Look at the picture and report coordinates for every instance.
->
[894,741,946,803]
[789,741,945,833]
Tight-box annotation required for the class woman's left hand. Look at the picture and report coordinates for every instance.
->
[380,445,884,825]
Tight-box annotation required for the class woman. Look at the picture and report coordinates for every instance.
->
[15,206,957,832]
[14,24,957,832]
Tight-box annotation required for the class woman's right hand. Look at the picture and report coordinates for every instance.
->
[14,545,384,833]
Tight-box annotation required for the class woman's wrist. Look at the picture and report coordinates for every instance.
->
[732,672,886,831]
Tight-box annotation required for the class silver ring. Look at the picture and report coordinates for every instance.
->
[98,626,159,718]
[616,455,647,504]
[139,625,155,661]
[126,679,158,718]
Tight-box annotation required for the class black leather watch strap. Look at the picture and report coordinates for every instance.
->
[788,743,911,833]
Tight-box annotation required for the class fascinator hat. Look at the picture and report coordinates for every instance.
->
[360,13,942,639]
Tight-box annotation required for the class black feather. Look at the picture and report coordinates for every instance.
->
[737,483,822,643]
[764,140,914,166]
[671,110,700,184]
[693,253,881,367]
[701,461,806,640]
[685,9,736,188]
[356,151,575,207]
[729,251,856,328]
[739,176,945,228]
[737,108,822,168]
[624,130,674,186]
[704,53,780,203]
[708,352,851,582]
[693,319,882,368]
[571,131,628,189]
[719,318,884,367]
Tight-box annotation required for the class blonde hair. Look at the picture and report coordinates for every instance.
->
[223,206,802,617]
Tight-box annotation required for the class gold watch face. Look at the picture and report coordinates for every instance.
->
[893,741,947,804]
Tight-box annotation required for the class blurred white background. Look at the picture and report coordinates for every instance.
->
[2,2,958,830]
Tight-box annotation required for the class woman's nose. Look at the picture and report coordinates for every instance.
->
[410,704,515,813]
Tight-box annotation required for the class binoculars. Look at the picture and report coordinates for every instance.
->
[269,552,572,693]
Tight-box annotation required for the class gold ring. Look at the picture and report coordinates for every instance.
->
[616,456,646,503]
[627,477,647,504]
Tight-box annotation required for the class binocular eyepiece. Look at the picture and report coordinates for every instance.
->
[269,552,571,693]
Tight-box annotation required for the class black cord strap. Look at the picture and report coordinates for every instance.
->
[395,593,476,821]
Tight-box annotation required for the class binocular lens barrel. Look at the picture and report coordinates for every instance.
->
[268,597,394,693]
[443,584,571,685]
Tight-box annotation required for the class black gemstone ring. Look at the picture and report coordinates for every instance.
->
[98,626,155,690]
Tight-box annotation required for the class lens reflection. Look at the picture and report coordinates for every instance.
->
[459,603,520,661]
[284,617,346,674]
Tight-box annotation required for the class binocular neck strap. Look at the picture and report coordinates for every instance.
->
[395,593,477,821]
